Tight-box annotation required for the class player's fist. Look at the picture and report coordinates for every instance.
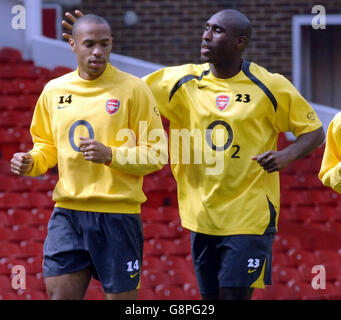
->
[10,152,34,175]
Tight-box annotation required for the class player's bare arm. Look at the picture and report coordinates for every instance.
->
[10,152,34,175]
[252,126,325,173]
[62,10,84,40]
[79,137,112,164]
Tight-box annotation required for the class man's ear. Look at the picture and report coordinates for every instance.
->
[237,35,247,49]
[69,38,76,52]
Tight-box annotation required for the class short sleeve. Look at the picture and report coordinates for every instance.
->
[271,74,322,136]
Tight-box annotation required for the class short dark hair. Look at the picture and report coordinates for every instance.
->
[218,9,252,45]
[72,14,111,38]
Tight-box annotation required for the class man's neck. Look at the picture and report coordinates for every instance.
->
[78,67,106,80]
[210,57,243,79]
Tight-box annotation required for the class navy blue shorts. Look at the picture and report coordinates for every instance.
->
[190,232,275,296]
[43,207,143,294]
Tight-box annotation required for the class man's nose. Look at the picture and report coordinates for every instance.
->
[202,28,212,41]
[92,45,103,56]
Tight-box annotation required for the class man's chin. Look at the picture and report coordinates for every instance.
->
[200,55,211,63]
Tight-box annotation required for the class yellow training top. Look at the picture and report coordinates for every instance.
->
[144,60,322,235]
[27,63,168,214]
[319,112,341,193]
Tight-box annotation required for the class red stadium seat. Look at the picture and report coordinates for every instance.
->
[168,238,191,256]
[0,159,12,175]
[310,190,339,206]
[0,128,32,143]
[0,192,30,209]
[280,174,294,190]
[155,284,185,300]
[23,176,57,192]
[183,282,200,300]
[6,208,32,225]
[26,257,43,274]
[159,255,188,271]
[29,208,51,225]
[0,96,18,110]
[140,269,171,289]
[168,269,196,286]
[0,211,9,226]
[314,249,341,265]
[272,265,300,284]
[17,240,43,259]
[51,66,73,78]
[289,281,327,300]
[0,275,11,290]
[10,225,46,242]
[141,206,180,223]
[0,242,22,258]
[16,95,39,109]
[143,222,176,240]
[0,292,22,300]
[0,227,17,241]
[310,145,325,159]
[25,274,45,290]
[0,47,23,62]
[260,283,295,300]
[142,256,162,271]
[144,191,170,207]
[143,239,174,256]
[0,110,33,128]
[272,252,293,266]
[24,192,54,209]
[19,290,48,300]
[287,249,318,267]
[143,175,161,192]
[84,288,103,300]
[157,207,180,222]
[272,234,302,253]
[138,288,156,300]
[167,219,190,239]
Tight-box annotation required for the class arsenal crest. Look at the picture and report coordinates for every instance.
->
[216,95,230,111]
[106,99,120,115]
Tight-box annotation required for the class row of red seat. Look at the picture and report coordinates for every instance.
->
[253,281,341,300]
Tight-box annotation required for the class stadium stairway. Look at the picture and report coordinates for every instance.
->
[1,47,341,300]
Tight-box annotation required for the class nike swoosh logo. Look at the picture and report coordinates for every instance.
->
[57,105,70,109]
[248,269,257,274]
[130,272,139,279]
[198,85,207,89]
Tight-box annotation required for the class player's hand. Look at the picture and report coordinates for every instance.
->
[79,137,112,164]
[252,150,292,173]
[62,10,84,40]
[10,152,34,175]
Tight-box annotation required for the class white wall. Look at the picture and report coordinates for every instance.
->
[0,0,26,54]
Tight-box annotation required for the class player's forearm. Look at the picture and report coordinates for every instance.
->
[281,127,325,162]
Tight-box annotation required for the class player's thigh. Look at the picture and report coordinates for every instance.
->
[84,213,143,295]
[45,268,91,300]
[190,231,221,299]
